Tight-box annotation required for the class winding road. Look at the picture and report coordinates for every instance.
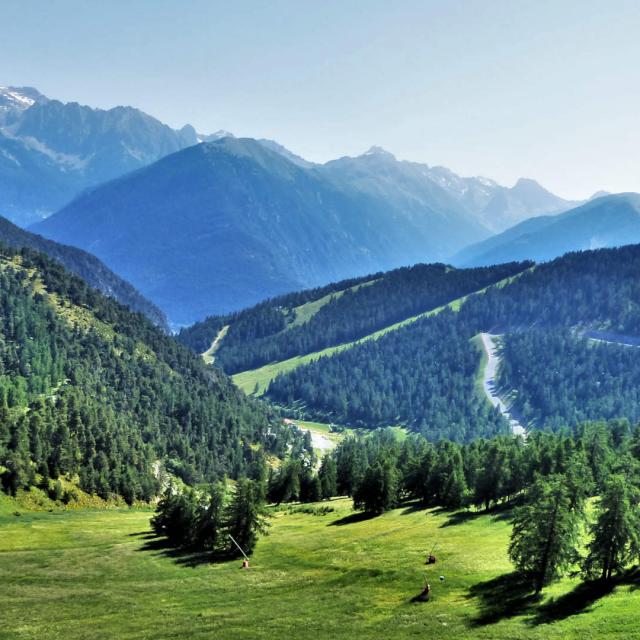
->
[478,333,527,437]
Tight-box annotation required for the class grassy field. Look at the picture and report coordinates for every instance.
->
[232,268,534,396]
[290,279,378,328]
[2,494,638,640]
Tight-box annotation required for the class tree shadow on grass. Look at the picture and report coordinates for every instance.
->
[133,531,234,567]
[441,503,513,528]
[468,567,640,629]
[399,501,426,516]
[467,571,541,626]
[328,511,379,526]
[530,568,640,626]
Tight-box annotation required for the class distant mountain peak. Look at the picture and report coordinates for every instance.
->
[362,145,396,159]
[0,86,49,112]
[512,177,546,191]
[589,190,611,201]
[199,129,235,142]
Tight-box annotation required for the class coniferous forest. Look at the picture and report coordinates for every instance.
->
[178,261,529,373]
[266,246,640,438]
[0,244,306,502]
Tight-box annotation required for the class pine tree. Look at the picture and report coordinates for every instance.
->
[318,455,337,499]
[509,475,581,592]
[225,478,269,556]
[581,475,640,581]
[197,483,227,550]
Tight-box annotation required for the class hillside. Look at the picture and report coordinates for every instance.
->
[220,244,640,440]
[0,86,199,226]
[0,244,299,502]
[0,214,167,328]
[452,193,640,267]
[35,138,493,325]
[178,261,530,375]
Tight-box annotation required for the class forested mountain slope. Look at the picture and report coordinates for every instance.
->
[178,261,530,374]
[452,193,640,267]
[0,215,167,329]
[265,245,640,440]
[35,139,492,325]
[0,244,298,501]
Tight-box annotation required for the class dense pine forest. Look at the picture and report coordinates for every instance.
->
[498,330,640,429]
[267,246,640,438]
[0,244,305,502]
[178,261,529,374]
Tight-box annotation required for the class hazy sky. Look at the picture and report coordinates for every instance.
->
[2,0,639,199]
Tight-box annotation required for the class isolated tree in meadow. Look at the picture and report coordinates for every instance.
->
[509,475,581,593]
[581,474,640,581]
[225,478,269,556]
[318,455,337,499]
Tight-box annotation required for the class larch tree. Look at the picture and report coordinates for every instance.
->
[581,474,640,581]
[509,475,581,592]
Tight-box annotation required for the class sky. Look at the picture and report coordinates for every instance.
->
[2,0,639,199]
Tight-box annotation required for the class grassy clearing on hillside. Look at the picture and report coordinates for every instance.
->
[291,279,379,328]
[2,495,638,639]
[201,324,229,364]
[471,334,489,399]
[232,268,533,396]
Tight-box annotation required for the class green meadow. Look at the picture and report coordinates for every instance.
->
[2,495,638,640]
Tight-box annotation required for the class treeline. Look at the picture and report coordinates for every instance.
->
[267,245,640,440]
[264,418,637,515]
[0,245,306,502]
[156,418,640,571]
[498,330,640,429]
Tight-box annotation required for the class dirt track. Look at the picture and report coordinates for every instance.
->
[479,333,526,437]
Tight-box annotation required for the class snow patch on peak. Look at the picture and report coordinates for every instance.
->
[0,86,47,112]
[362,145,396,159]
[199,129,234,142]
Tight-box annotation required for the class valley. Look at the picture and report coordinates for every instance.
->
[3,7,640,640]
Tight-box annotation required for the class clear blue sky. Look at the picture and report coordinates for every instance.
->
[2,0,639,199]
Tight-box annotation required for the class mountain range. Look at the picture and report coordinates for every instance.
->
[6,84,633,327]
[38,137,488,324]
[452,193,640,267]
[0,86,199,225]
[23,105,574,326]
